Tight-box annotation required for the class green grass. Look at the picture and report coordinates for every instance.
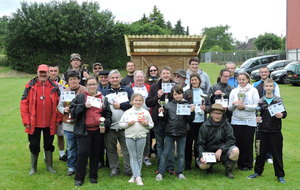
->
[0,64,299,189]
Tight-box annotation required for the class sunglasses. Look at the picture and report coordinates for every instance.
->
[150,70,157,72]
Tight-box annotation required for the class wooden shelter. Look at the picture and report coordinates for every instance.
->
[124,35,206,73]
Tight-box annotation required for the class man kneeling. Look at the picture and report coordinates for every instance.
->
[196,104,239,179]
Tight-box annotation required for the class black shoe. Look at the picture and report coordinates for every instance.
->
[124,171,132,176]
[240,167,250,171]
[66,171,75,176]
[247,173,261,179]
[90,178,98,184]
[59,155,67,162]
[110,169,120,176]
[225,171,234,179]
[75,180,83,186]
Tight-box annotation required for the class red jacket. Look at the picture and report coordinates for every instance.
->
[20,77,60,135]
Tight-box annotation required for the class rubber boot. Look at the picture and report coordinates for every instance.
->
[29,153,38,175]
[45,151,56,173]
[225,159,236,179]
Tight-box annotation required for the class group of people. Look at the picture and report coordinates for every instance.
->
[20,54,287,187]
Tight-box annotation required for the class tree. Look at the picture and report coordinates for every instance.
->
[173,19,185,35]
[148,6,166,28]
[0,16,9,52]
[201,25,234,51]
[254,33,282,50]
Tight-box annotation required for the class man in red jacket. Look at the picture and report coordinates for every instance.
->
[20,64,61,175]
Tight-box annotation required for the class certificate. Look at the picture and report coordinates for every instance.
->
[113,92,129,104]
[87,96,102,108]
[195,104,204,114]
[176,104,191,115]
[268,102,285,117]
[162,83,175,93]
[215,99,228,108]
[61,91,75,102]
[202,152,216,163]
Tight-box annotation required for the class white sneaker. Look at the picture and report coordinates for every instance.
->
[128,176,135,183]
[144,158,152,166]
[267,158,273,164]
[155,173,163,181]
[136,176,144,186]
[177,173,186,179]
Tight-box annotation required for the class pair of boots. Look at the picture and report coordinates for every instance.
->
[225,159,237,179]
[29,151,56,175]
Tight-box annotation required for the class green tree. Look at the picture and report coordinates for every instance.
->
[254,33,282,50]
[0,16,9,52]
[201,25,234,51]
[149,6,166,28]
[173,19,185,35]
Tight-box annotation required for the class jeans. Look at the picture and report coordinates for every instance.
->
[28,127,54,155]
[159,136,186,175]
[154,120,174,170]
[126,138,146,177]
[64,130,77,172]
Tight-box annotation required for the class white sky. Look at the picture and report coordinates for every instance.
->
[0,0,287,42]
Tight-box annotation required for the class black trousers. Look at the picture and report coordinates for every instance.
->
[28,127,55,155]
[232,125,255,169]
[185,122,202,168]
[75,129,104,181]
[254,131,285,177]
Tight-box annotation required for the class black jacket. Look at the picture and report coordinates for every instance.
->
[258,96,287,133]
[161,99,195,137]
[196,117,236,158]
[70,92,112,137]
[145,79,174,123]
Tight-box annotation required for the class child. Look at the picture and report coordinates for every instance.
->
[119,93,154,186]
[155,85,195,181]
[247,78,287,183]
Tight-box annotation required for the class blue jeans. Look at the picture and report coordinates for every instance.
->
[159,136,186,175]
[126,138,146,177]
[154,120,174,170]
[64,130,77,172]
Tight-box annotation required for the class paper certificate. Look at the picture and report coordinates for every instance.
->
[113,92,129,104]
[195,104,204,114]
[202,152,216,163]
[61,91,75,102]
[268,102,285,117]
[176,104,191,115]
[215,99,228,108]
[87,96,102,108]
[162,83,175,93]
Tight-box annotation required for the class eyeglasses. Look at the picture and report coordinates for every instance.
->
[150,70,157,72]
[94,67,102,70]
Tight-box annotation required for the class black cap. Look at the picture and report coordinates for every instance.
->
[98,70,110,76]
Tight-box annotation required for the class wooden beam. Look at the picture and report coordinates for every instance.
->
[194,41,201,52]
[133,45,196,49]
[130,41,134,53]
[127,38,202,42]
[130,52,198,56]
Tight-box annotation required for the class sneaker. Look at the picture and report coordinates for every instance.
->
[277,177,286,184]
[247,173,261,179]
[128,176,135,183]
[59,155,67,162]
[75,180,83,186]
[110,168,120,177]
[267,158,273,164]
[177,173,186,179]
[225,171,234,179]
[144,158,152,166]
[136,176,144,186]
[155,173,163,181]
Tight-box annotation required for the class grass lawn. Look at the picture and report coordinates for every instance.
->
[0,63,299,189]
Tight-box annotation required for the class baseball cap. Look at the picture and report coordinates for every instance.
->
[174,69,186,78]
[69,53,81,62]
[37,64,49,72]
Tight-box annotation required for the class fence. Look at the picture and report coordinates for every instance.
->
[287,49,300,61]
[200,50,286,65]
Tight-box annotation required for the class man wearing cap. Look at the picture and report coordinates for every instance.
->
[92,63,103,79]
[20,64,61,175]
[63,53,89,86]
[196,104,239,179]
[174,69,189,91]
[121,61,135,86]
[97,70,110,94]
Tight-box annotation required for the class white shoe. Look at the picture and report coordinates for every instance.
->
[177,173,186,179]
[144,158,152,166]
[136,176,144,186]
[267,158,273,164]
[155,173,163,181]
[128,176,135,183]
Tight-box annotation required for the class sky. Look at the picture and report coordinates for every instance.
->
[0,0,287,42]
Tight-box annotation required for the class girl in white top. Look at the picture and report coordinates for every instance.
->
[228,72,259,171]
[119,93,154,186]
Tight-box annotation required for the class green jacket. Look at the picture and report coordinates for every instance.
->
[196,117,236,158]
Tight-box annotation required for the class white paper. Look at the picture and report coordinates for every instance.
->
[132,86,148,98]
[202,152,216,163]
[162,83,175,93]
[61,91,75,102]
[87,96,102,108]
[113,92,129,104]
[215,99,228,108]
[176,104,191,115]
[195,104,204,114]
[267,102,285,117]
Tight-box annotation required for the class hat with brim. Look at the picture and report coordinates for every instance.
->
[37,64,49,72]
[174,69,186,78]
[209,104,225,113]
[69,53,81,62]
